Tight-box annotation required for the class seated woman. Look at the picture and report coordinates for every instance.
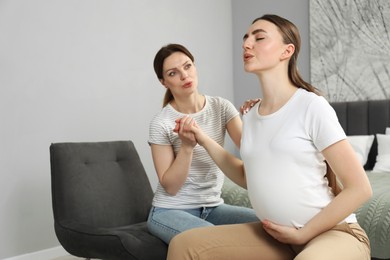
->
[167,14,372,260]
[147,43,258,245]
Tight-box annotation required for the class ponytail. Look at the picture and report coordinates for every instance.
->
[325,161,342,196]
[163,89,174,107]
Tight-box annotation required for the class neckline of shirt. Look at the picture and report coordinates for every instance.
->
[254,88,303,119]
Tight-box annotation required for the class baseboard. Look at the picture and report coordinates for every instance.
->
[4,246,68,260]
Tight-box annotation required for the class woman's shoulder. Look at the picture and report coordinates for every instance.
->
[150,106,178,125]
[295,89,336,120]
[296,88,329,108]
[206,95,235,107]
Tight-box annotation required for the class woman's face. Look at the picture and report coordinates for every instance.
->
[242,19,288,73]
[160,51,198,97]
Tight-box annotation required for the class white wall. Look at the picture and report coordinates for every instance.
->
[231,0,310,108]
[0,0,234,258]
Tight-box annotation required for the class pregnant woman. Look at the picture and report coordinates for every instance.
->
[167,14,372,260]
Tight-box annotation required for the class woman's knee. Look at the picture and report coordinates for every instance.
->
[294,224,371,260]
[167,229,201,260]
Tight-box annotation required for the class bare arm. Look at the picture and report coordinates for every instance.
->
[225,115,242,149]
[298,139,372,241]
[151,118,197,196]
[178,116,247,188]
[150,144,193,195]
[263,139,372,244]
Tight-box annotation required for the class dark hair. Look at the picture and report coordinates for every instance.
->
[153,43,195,107]
[253,14,321,95]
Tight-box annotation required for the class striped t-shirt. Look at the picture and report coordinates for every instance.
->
[149,95,239,209]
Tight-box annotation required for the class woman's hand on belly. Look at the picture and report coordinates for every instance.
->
[262,219,309,245]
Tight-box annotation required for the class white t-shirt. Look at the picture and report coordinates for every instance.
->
[149,95,239,209]
[241,88,356,228]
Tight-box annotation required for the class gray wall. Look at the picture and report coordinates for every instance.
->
[0,0,234,258]
[232,0,310,108]
[0,0,310,258]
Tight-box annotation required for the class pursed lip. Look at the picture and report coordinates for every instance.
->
[182,81,193,88]
[243,52,254,62]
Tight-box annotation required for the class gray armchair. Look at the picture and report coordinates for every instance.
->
[50,140,167,260]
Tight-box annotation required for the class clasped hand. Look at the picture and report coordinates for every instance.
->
[173,116,308,245]
[173,116,204,147]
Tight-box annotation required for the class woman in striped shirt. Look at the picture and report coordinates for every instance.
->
[146,43,258,244]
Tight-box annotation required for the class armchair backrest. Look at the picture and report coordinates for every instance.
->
[50,140,154,228]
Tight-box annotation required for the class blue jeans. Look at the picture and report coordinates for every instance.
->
[147,204,258,244]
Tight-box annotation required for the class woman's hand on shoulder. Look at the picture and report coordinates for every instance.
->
[240,98,261,115]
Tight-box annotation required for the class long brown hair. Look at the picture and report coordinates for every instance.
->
[325,162,342,195]
[254,14,341,195]
[252,14,321,95]
[153,43,195,107]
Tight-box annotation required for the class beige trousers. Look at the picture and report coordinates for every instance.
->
[167,222,370,260]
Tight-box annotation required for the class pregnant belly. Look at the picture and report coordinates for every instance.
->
[247,185,331,228]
